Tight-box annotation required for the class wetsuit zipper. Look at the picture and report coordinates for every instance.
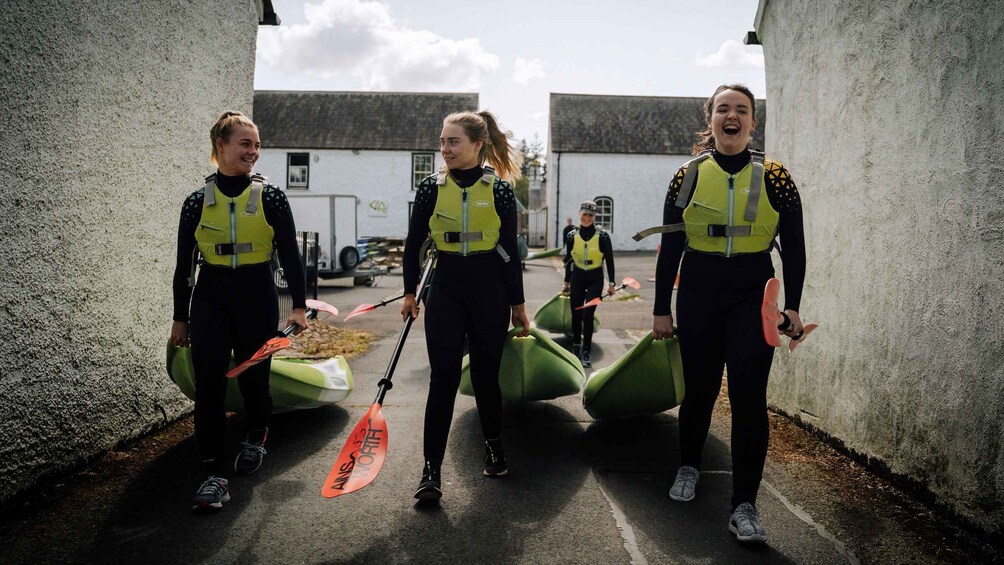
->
[229,201,237,268]
[461,188,469,256]
[726,176,735,258]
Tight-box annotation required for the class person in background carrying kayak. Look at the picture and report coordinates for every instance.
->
[170,111,309,513]
[562,200,616,368]
[402,110,530,503]
[650,84,806,543]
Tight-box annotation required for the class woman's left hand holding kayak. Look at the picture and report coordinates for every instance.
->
[511,304,530,337]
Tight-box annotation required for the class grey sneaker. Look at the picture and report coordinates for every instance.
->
[581,348,592,368]
[729,502,768,543]
[234,440,267,475]
[668,465,699,501]
[192,476,230,512]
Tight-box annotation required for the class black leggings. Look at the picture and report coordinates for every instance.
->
[675,252,774,510]
[422,274,509,466]
[189,263,278,476]
[569,269,603,349]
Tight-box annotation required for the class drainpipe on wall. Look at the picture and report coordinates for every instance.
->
[553,152,561,247]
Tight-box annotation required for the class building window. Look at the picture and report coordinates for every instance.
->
[594,196,613,231]
[287,153,310,190]
[412,152,435,189]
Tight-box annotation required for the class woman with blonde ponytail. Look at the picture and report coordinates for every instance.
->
[401,109,529,503]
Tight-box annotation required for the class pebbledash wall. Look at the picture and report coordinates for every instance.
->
[0,1,260,502]
[755,0,1004,535]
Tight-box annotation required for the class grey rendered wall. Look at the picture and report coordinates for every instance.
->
[0,0,258,501]
[756,0,1003,535]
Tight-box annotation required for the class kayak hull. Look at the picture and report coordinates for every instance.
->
[166,343,354,413]
[582,331,685,419]
[532,293,600,336]
[459,327,584,401]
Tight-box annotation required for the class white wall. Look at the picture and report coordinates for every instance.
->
[546,152,690,250]
[0,0,257,502]
[757,0,1004,536]
[258,148,445,239]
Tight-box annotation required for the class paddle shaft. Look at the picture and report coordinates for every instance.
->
[279,307,318,337]
[374,253,435,405]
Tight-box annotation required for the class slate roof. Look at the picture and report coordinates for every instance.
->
[253,91,479,151]
[549,93,767,155]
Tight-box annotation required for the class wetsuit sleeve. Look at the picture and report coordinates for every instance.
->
[600,231,616,284]
[172,191,203,322]
[764,161,806,312]
[403,178,436,295]
[653,166,688,316]
[494,179,525,305]
[563,230,574,283]
[263,186,307,310]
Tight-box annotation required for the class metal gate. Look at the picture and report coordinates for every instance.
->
[275,231,319,318]
[527,207,548,247]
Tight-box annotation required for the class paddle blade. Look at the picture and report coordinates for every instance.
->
[575,297,603,310]
[761,278,783,348]
[344,304,376,322]
[674,274,680,290]
[622,276,640,290]
[788,323,819,352]
[226,336,292,378]
[322,404,388,498]
[305,299,339,318]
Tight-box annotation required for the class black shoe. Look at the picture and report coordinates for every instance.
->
[414,461,442,502]
[572,343,581,360]
[581,348,592,368]
[483,439,508,477]
[234,436,267,476]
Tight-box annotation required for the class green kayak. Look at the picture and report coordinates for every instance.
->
[166,343,354,413]
[582,331,685,419]
[459,327,585,401]
[532,292,601,336]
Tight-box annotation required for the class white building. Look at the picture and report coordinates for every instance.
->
[253,91,479,239]
[546,93,767,250]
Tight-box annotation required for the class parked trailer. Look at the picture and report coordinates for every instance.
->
[286,194,384,283]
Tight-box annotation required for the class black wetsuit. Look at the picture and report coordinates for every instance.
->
[403,166,524,468]
[563,225,615,351]
[653,149,805,511]
[172,172,306,477]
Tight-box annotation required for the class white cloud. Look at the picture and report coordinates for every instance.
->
[257,0,500,90]
[694,39,764,69]
[512,57,547,85]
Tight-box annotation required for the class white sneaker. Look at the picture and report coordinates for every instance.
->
[668,465,699,502]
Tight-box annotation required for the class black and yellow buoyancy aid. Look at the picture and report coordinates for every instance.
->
[428,166,506,258]
[570,228,604,270]
[632,150,779,257]
[195,173,275,268]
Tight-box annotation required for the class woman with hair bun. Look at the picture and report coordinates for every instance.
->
[170,111,308,512]
[401,110,530,502]
[648,84,807,543]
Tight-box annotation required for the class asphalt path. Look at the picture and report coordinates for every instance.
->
[0,253,871,563]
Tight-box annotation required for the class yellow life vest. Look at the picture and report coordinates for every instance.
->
[630,151,779,257]
[571,229,604,270]
[195,173,275,268]
[428,166,502,256]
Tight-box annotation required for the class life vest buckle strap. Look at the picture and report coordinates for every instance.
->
[707,224,751,237]
[214,242,254,255]
[443,231,483,243]
[674,151,712,209]
[632,223,686,241]
[481,165,496,184]
[744,152,765,222]
[495,243,510,263]
[204,175,217,206]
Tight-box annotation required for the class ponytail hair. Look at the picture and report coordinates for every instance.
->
[210,111,257,165]
[691,84,757,155]
[443,110,523,181]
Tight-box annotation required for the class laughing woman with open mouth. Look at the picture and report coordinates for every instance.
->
[648,84,807,543]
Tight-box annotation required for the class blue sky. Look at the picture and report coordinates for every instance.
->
[255,0,766,146]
